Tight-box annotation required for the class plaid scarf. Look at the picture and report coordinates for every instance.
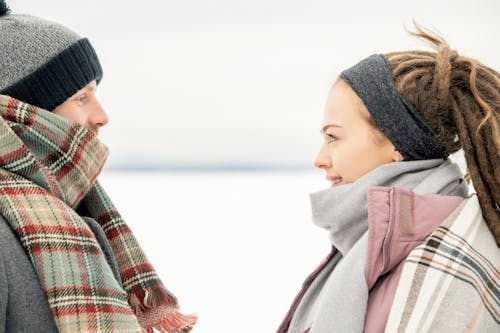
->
[385,195,500,331]
[0,95,196,333]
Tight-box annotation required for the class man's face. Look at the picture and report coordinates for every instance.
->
[52,80,108,134]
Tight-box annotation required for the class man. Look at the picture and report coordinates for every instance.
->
[0,2,195,332]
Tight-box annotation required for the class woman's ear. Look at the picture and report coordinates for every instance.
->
[393,149,404,162]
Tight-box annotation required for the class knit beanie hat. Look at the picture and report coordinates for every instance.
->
[0,1,103,111]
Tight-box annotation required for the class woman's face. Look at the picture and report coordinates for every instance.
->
[314,79,402,187]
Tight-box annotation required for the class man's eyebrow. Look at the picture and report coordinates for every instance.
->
[74,85,95,96]
[321,124,343,134]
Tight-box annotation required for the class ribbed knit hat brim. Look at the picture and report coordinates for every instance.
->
[1,38,103,111]
[0,9,103,111]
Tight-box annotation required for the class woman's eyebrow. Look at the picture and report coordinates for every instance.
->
[321,124,343,133]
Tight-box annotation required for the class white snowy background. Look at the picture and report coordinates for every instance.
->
[9,0,500,331]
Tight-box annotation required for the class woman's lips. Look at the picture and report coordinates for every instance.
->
[326,176,343,187]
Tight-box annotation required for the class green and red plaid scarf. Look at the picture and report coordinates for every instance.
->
[0,95,196,333]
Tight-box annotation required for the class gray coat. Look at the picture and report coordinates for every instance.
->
[0,215,122,333]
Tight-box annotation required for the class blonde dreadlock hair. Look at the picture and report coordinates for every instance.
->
[384,24,500,246]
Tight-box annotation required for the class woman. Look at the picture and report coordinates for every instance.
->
[278,26,499,332]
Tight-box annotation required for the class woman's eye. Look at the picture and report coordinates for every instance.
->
[327,133,337,143]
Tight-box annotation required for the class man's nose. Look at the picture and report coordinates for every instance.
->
[89,100,109,128]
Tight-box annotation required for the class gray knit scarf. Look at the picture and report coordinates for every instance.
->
[288,158,469,333]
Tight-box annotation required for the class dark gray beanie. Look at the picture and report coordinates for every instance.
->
[339,54,448,161]
[0,3,103,111]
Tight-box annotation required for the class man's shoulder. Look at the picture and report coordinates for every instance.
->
[0,213,31,274]
[0,213,35,275]
[0,212,59,332]
[0,214,19,250]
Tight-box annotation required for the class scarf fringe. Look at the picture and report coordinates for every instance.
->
[131,286,197,333]
[143,312,198,333]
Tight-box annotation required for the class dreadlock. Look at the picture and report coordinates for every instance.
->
[384,24,500,246]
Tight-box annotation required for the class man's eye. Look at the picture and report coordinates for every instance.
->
[77,95,88,105]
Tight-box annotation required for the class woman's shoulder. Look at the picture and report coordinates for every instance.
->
[386,193,500,331]
[437,193,498,258]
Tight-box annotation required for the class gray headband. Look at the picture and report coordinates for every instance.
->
[339,54,448,160]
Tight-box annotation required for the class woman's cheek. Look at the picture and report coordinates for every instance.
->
[331,147,350,179]
[336,145,365,182]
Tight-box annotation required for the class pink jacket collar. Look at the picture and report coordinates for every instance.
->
[364,186,465,289]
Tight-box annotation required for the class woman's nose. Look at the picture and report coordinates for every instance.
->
[314,146,331,169]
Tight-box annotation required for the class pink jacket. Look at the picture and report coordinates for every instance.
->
[363,186,464,332]
[277,186,467,333]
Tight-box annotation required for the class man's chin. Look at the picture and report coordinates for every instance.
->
[87,127,99,136]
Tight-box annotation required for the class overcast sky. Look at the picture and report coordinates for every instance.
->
[10,0,500,170]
